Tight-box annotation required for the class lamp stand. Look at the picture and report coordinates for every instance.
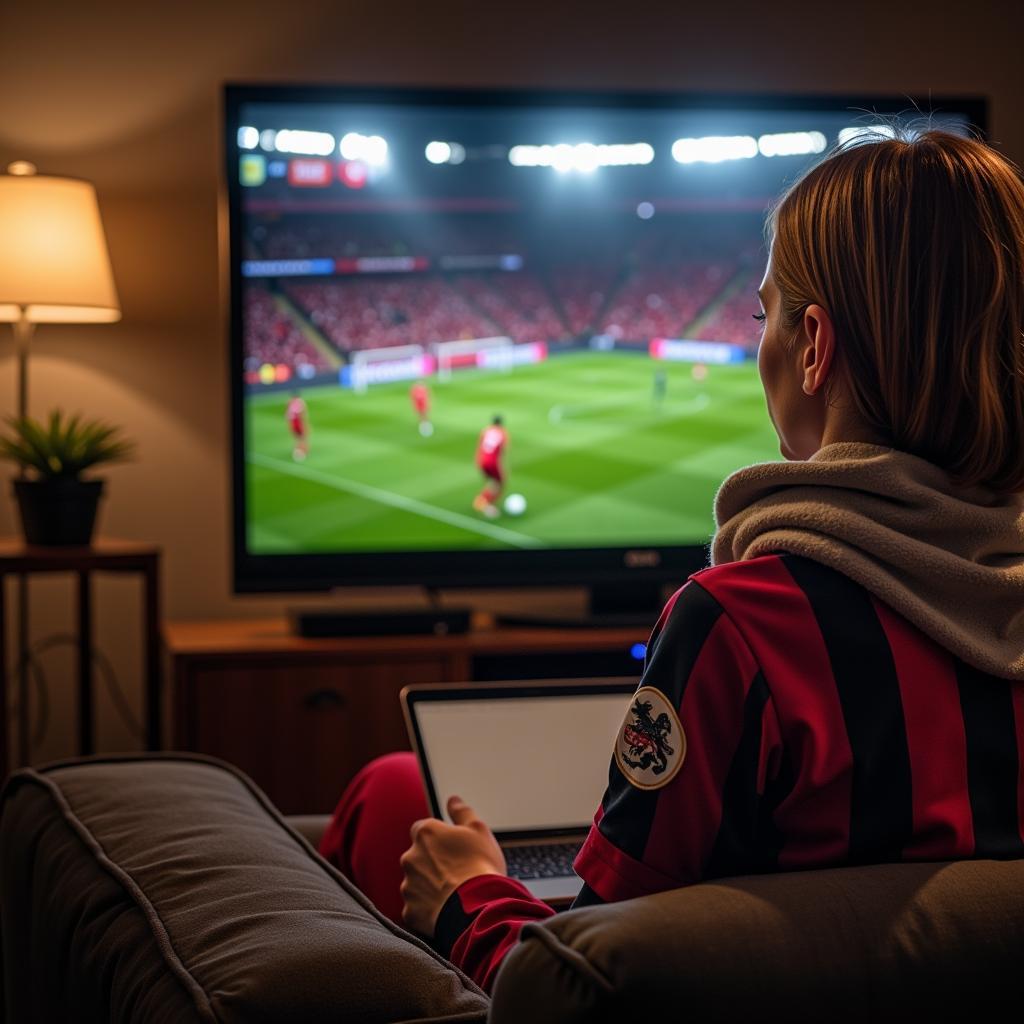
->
[13,309,32,421]
[11,308,35,766]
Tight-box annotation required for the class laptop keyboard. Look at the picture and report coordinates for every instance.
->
[505,841,582,880]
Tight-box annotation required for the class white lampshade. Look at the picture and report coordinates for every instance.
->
[0,164,120,324]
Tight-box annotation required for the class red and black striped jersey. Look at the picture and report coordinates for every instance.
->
[435,553,1024,991]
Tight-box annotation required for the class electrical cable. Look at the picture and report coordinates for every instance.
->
[7,647,49,749]
[7,632,144,755]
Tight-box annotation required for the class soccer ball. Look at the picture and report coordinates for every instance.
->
[504,493,527,516]
[419,421,434,437]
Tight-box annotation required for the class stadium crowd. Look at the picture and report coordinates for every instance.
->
[454,273,566,344]
[285,278,496,351]
[243,216,765,371]
[694,266,768,349]
[243,285,332,375]
[600,261,734,342]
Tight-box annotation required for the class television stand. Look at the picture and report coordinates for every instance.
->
[495,580,664,630]
[289,606,472,638]
[494,609,656,630]
[164,614,648,813]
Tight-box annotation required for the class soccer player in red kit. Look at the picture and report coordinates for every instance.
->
[472,415,506,518]
[285,391,308,461]
[410,381,433,437]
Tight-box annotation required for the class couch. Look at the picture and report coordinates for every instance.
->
[2,754,1022,1023]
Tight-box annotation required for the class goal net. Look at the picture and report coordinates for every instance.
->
[349,344,428,393]
[433,336,516,382]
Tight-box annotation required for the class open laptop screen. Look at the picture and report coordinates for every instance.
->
[408,687,635,836]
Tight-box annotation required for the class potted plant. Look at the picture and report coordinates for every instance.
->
[0,410,135,546]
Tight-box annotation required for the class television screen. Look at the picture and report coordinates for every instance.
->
[226,87,982,591]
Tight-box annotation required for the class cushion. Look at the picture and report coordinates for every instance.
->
[0,753,489,1023]
[285,814,330,849]
[490,858,1024,1023]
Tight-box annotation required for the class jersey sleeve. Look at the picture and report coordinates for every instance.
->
[433,579,782,991]
[574,579,783,902]
[433,875,556,993]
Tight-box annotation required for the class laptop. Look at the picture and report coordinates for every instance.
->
[402,680,637,903]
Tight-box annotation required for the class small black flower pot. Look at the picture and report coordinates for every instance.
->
[12,478,104,546]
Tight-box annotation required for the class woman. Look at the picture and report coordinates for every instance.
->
[320,129,1024,993]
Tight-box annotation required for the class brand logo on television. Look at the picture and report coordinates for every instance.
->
[624,550,661,568]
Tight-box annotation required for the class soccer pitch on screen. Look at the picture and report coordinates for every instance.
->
[245,351,780,554]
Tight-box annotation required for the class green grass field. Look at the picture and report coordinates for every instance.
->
[245,350,781,554]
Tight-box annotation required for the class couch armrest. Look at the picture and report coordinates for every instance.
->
[1,753,488,1024]
[490,859,1024,1023]
[285,813,331,849]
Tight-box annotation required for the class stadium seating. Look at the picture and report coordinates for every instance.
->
[243,216,769,367]
[243,285,332,376]
[550,264,619,336]
[285,278,498,351]
[454,273,567,343]
[600,261,734,341]
[694,265,766,348]
[251,218,522,262]
[254,220,414,261]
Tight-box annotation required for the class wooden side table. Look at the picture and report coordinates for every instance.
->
[0,539,161,773]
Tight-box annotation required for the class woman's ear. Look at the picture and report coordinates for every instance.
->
[800,304,836,397]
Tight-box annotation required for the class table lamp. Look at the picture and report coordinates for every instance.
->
[0,161,121,421]
[0,161,121,768]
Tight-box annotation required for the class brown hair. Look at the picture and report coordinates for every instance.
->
[768,128,1024,493]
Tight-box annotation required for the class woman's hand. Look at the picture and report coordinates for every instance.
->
[400,795,507,937]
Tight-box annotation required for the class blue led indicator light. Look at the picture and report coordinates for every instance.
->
[630,642,647,661]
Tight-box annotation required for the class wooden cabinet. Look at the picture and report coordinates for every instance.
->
[166,617,645,813]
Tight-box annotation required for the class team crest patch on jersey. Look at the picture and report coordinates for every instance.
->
[614,687,685,790]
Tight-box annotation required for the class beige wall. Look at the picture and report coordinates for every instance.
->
[1,0,1022,761]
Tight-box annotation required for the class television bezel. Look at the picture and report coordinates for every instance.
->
[224,83,987,593]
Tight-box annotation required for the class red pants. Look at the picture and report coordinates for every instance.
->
[318,752,428,925]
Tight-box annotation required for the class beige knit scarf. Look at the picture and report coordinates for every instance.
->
[711,443,1024,680]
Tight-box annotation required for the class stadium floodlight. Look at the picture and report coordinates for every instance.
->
[273,129,336,156]
[364,135,388,166]
[424,141,466,165]
[340,132,389,166]
[552,143,576,173]
[838,124,898,146]
[237,126,259,150]
[671,135,758,164]
[339,132,363,160]
[508,145,539,167]
[572,143,600,173]
[426,141,452,164]
[507,142,654,170]
[757,131,827,157]
[609,143,654,166]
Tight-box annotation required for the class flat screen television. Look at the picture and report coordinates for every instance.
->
[225,85,985,606]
